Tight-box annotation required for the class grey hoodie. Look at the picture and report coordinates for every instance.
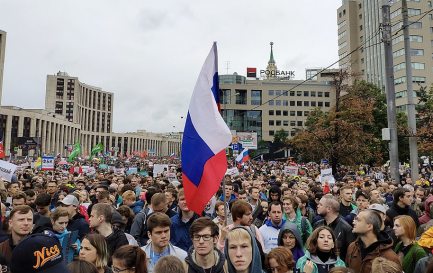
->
[278,222,305,263]
[224,227,264,273]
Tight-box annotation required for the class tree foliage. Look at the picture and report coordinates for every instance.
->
[416,85,433,156]
[290,73,387,173]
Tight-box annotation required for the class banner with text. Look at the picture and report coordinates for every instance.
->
[0,160,17,182]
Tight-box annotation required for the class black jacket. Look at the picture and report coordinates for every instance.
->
[106,229,129,257]
[386,203,420,227]
[185,248,226,273]
[67,212,89,240]
[313,216,355,261]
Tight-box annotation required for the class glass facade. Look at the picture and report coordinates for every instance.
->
[222,110,262,140]
[251,90,262,105]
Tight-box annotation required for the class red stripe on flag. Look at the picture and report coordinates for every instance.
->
[183,150,227,215]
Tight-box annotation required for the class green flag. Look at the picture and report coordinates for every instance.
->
[68,142,81,162]
[91,143,104,156]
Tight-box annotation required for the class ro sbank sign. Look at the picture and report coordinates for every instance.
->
[260,69,295,79]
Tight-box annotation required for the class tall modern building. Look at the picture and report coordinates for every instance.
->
[220,44,338,142]
[0,30,6,105]
[337,0,433,111]
[0,30,181,157]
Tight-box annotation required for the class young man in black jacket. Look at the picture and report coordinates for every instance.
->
[314,194,355,260]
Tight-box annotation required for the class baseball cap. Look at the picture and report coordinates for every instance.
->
[60,195,79,207]
[368,204,387,215]
[11,233,70,273]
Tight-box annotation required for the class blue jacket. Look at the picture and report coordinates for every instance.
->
[170,212,199,252]
[54,229,81,263]
[129,200,144,215]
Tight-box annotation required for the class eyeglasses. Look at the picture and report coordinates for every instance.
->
[111,266,134,273]
[192,234,213,241]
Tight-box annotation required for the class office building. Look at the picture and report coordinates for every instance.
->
[337,0,433,111]
[0,30,180,157]
[220,44,337,142]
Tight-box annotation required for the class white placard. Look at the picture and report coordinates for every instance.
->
[0,160,18,182]
[320,168,335,185]
[153,164,169,177]
[284,166,299,175]
[225,167,239,176]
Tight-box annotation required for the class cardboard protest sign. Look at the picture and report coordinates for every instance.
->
[320,168,335,185]
[0,160,17,182]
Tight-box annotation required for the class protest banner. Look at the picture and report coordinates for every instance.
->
[153,164,168,177]
[284,166,299,175]
[41,156,54,171]
[225,167,240,176]
[0,160,17,182]
[320,168,335,184]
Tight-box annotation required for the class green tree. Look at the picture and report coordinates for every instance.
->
[291,72,387,173]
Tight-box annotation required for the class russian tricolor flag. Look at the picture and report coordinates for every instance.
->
[181,42,232,215]
[236,148,250,163]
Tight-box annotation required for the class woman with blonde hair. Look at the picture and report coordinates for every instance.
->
[393,215,426,273]
[266,247,294,273]
[371,257,401,273]
[79,233,111,273]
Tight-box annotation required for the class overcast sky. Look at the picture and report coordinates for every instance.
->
[1,0,341,134]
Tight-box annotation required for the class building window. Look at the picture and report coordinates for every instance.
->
[276,110,281,116]
[290,121,296,126]
[297,121,303,126]
[304,91,309,97]
[276,100,281,106]
[311,91,316,97]
[290,111,295,116]
[268,90,274,96]
[235,90,247,104]
[290,101,295,106]
[283,120,289,126]
[304,101,310,107]
[290,91,295,96]
[304,111,310,116]
[297,91,302,97]
[275,90,281,96]
[283,100,288,106]
[251,90,262,105]
[269,110,274,115]
[325,92,330,97]
[318,92,323,97]
[276,120,281,126]
[269,130,275,136]
[297,111,302,116]
[269,120,274,126]
[318,102,324,107]
[325,102,330,107]
[220,89,231,104]
[283,111,288,116]
[311,101,317,107]
[297,101,302,106]
[269,100,274,106]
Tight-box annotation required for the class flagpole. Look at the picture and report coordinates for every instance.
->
[223,177,227,226]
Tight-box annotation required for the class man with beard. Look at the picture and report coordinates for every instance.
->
[185,217,227,273]
[313,194,355,260]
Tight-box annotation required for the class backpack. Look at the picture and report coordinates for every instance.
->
[136,207,150,245]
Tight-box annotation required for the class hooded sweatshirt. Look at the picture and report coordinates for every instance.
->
[419,195,433,224]
[54,229,81,263]
[278,223,305,264]
[296,250,345,273]
[185,247,227,273]
[259,219,286,253]
[224,227,264,273]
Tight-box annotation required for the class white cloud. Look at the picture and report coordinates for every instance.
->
[0,0,341,133]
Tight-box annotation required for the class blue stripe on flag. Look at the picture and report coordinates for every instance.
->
[211,73,219,104]
[181,113,215,186]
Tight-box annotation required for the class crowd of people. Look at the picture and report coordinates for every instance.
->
[1,157,433,273]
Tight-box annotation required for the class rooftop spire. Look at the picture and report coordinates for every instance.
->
[269,42,275,64]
